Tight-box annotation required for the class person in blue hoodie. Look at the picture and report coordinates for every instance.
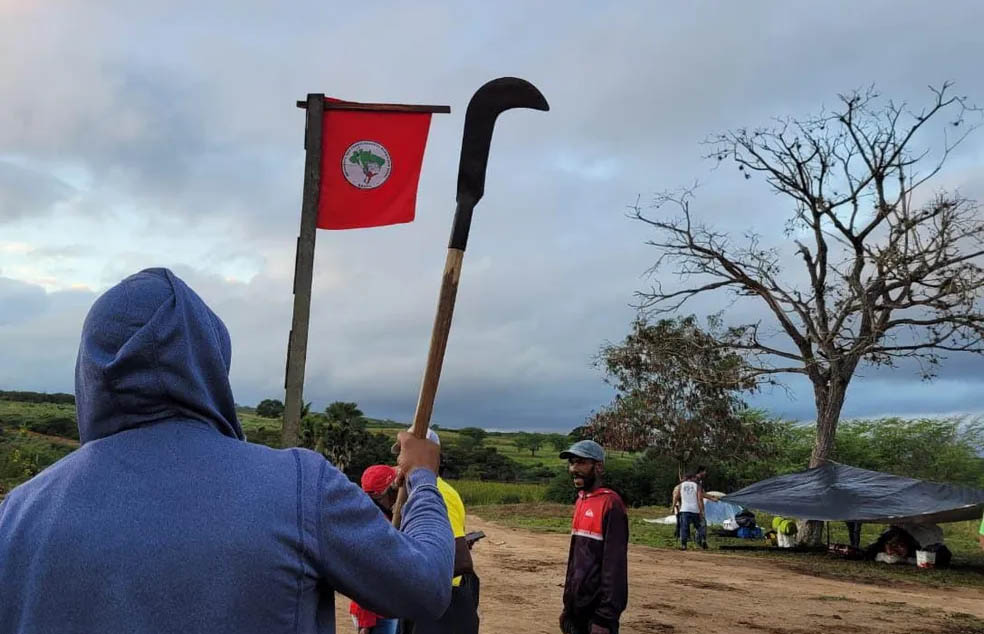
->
[0,268,455,634]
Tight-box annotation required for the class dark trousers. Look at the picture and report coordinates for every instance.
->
[404,573,480,634]
[679,511,705,546]
[562,614,619,634]
[845,521,862,549]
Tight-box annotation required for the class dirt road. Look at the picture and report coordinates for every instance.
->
[337,514,984,633]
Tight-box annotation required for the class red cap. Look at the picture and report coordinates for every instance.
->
[361,465,398,495]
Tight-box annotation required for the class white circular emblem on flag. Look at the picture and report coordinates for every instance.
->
[342,141,392,189]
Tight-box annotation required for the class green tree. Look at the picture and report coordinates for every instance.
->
[633,86,984,543]
[298,402,391,479]
[546,433,570,453]
[514,432,544,457]
[457,427,488,449]
[588,316,760,477]
[440,444,521,481]
[325,402,365,429]
[833,417,984,487]
[300,413,328,452]
[256,399,284,419]
[568,425,592,442]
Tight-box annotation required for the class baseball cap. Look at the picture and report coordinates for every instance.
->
[405,426,441,445]
[391,426,441,455]
[559,439,605,462]
[361,465,398,495]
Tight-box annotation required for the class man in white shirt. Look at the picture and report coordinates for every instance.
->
[672,473,706,550]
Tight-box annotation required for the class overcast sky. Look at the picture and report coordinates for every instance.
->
[3,1,984,431]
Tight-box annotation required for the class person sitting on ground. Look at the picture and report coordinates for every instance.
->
[349,465,403,634]
[0,267,454,634]
[865,526,918,563]
[558,440,628,634]
[673,472,707,550]
[898,522,951,567]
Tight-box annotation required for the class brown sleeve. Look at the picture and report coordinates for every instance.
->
[453,536,474,577]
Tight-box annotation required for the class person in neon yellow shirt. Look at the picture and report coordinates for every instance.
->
[979,512,983,551]
[401,428,479,634]
[436,476,467,587]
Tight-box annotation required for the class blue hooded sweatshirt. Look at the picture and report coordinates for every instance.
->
[0,268,454,634]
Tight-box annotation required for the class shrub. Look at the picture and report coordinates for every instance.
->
[545,453,679,507]
[27,416,78,440]
[255,399,285,419]
[441,445,521,481]
[245,426,282,449]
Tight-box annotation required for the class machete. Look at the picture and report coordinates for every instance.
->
[392,77,549,527]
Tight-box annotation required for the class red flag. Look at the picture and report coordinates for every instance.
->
[317,105,433,230]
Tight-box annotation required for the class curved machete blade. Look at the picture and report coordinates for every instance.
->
[449,77,549,250]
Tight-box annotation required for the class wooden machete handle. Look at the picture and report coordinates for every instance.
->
[391,248,464,528]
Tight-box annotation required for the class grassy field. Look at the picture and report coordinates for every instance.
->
[445,479,547,506]
[471,502,984,589]
[0,429,77,493]
[0,399,587,465]
[5,396,984,595]
[360,419,625,468]
[0,399,77,430]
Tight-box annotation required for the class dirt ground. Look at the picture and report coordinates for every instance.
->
[337,514,984,634]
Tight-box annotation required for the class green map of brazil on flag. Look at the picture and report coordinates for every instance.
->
[317,106,433,230]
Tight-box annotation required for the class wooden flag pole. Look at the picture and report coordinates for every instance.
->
[282,97,450,448]
[282,93,325,448]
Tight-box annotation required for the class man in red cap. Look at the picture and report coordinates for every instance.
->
[350,465,401,634]
[363,465,401,515]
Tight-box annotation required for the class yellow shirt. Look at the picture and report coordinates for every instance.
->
[437,477,466,586]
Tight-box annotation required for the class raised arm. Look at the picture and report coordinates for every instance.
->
[306,435,454,621]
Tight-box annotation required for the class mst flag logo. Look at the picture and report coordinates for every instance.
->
[317,106,434,229]
[342,141,392,189]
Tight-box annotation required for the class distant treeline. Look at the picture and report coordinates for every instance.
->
[0,391,75,405]
[4,391,984,511]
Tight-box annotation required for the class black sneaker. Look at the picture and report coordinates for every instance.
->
[679,544,687,551]
[700,542,709,550]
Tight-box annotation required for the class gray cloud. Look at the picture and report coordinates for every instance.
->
[3,1,984,429]
[0,276,49,326]
[0,278,92,389]
[0,161,75,221]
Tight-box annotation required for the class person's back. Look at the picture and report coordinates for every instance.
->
[676,477,705,550]
[2,424,330,632]
[0,268,454,634]
[678,480,700,514]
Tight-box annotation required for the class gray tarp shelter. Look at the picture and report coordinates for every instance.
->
[721,462,984,525]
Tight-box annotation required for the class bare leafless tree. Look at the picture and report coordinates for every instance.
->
[633,84,984,539]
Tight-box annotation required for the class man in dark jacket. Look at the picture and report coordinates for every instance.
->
[0,268,454,634]
[558,440,628,634]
